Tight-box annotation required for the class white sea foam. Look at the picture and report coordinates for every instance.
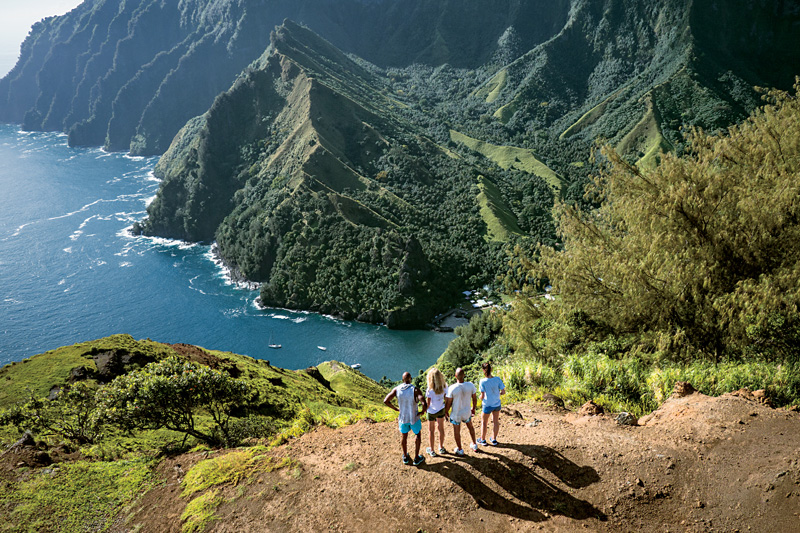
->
[188,275,217,296]
[136,235,201,251]
[58,279,65,286]
[203,244,261,291]
[119,261,133,267]
[63,247,73,253]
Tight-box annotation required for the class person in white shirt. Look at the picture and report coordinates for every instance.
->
[424,368,448,457]
[477,361,506,446]
[444,367,478,456]
[384,371,427,466]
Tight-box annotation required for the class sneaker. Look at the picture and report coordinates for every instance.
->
[489,438,498,446]
[426,447,437,458]
[413,455,425,466]
[470,443,479,451]
[453,448,465,456]
[402,454,411,465]
[438,447,446,455]
[476,438,488,446]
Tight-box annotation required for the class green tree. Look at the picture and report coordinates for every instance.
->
[96,357,252,446]
[521,82,800,362]
[1,382,104,445]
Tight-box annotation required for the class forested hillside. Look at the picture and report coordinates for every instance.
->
[2,0,799,325]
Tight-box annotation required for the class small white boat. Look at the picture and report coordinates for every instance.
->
[268,332,281,349]
[350,363,361,370]
[317,345,327,351]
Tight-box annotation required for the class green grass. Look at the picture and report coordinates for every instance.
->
[450,129,561,192]
[476,175,525,241]
[0,457,158,533]
[317,361,388,405]
[181,489,223,533]
[493,95,521,123]
[496,351,800,417]
[473,69,508,103]
[182,446,293,496]
[616,97,673,169]
[560,88,625,139]
[0,334,176,410]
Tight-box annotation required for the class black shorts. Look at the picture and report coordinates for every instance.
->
[427,409,446,420]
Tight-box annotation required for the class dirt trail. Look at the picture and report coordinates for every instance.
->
[129,391,800,532]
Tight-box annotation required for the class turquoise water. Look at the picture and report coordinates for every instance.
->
[0,125,453,380]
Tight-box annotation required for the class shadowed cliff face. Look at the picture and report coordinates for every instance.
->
[2,0,797,156]
[0,0,571,155]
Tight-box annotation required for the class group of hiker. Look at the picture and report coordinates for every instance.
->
[383,362,506,466]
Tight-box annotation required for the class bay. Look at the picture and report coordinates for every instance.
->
[0,124,453,380]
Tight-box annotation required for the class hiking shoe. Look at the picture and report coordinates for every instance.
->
[476,438,488,446]
[489,438,498,446]
[413,455,425,466]
[453,448,465,456]
[402,454,411,465]
[426,447,437,458]
[470,443,479,451]
[438,447,446,455]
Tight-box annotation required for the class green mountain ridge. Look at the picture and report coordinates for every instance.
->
[140,21,521,327]
[0,333,388,431]
[2,0,799,327]
[0,0,571,155]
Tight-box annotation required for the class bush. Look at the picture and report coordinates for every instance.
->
[96,357,253,446]
[0,382,104,444]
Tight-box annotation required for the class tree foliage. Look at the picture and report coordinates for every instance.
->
[524,82,800,362]
[96,357,253,446]
[0,382,104,445]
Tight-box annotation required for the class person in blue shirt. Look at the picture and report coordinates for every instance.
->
[477,362,505,446]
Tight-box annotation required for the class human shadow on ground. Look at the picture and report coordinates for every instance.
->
[498,443,601,489]
[424,446,606,523]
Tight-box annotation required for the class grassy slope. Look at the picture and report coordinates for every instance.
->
[0,334,176,409]
[473,69,508,103]
[0,335,390,420]
[559,88,625,140]
[476,175,525,241]
[449,129,561,191]
[616,97,673,169]
[0,336,394,532]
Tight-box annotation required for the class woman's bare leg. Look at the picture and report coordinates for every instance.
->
[492,409,501,441]
[437,417,446,449]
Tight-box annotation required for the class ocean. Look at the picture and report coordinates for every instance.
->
[0,124,453,380]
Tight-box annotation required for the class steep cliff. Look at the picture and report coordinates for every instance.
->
[3,0,799,326]
[0,0,570,155]
[139,21,504,327]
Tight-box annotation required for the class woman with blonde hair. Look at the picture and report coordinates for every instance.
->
[425,367,448,457]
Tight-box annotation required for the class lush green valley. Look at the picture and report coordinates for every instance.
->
[3,0,798,326]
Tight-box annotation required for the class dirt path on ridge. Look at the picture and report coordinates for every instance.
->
[126,390,800,532]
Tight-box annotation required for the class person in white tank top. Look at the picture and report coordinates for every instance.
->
[384,371,427,465]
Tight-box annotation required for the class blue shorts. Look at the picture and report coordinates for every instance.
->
[482,404,501,414]
[399,419,422,435]
[450,417,471,426]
